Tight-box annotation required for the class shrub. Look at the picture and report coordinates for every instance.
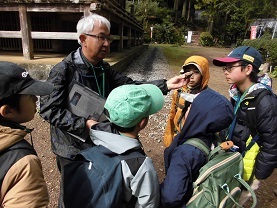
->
[271,66,277,78]
[151,22,184,45]
[199,32,214,47]
[242,35,277,65]
[143,32,151,44]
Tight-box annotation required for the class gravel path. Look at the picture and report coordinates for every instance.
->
[123,45,174,181]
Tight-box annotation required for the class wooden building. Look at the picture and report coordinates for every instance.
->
[0,0,144,60]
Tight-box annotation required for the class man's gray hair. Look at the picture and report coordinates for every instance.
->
[76,13,111,45]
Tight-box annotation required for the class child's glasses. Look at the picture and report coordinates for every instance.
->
[222,65,245,73]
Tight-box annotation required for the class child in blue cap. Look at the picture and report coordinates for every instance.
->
[213,46,277,205]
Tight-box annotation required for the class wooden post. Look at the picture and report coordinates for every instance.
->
[84,6,91,17]
[19,5,34,60]
[51,13,62,51]
[134,30,137,46]
[127,26,131,48]
[118,21,123,52]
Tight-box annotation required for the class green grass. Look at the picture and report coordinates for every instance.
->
[153,44,193,74]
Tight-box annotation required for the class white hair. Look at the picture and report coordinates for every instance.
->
[76,13,111,45]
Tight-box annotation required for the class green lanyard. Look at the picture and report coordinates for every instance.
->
[87,62,105,97]
[91,65,105,97]
[80,51,106,97]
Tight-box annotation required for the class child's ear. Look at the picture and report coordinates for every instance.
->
[245,64,253,75]
[138,117,149,130]
[0,105,16,119]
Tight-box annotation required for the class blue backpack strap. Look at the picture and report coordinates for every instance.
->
[227,116,237,141]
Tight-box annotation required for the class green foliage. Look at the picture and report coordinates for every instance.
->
[242,35,277,64]
[196,0,277,46]
[143,32,152,44]
[154,44,190,73]
[151,15,185,45]
[128,0,276,46]
[129,0,162,30]
[199,32,214,46]
[128,1,184,44]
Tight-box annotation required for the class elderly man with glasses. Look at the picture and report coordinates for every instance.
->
[39,13,188,208]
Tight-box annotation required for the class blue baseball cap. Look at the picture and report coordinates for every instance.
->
[213,46,263,69]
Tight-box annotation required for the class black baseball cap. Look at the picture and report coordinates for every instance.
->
[213,46,263,69]
[0,61,54,100]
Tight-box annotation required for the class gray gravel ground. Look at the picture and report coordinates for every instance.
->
[123,45,175,181]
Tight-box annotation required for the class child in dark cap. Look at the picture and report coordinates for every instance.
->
[213,46,277,205]
[0,61,53,207]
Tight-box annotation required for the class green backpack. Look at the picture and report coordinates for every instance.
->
[185,138,257,208]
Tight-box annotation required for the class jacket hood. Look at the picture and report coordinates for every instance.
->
[229,73,273,101]
[90,124,142,154]
[176,88,234,145]
[0,124,28,151]
[182,56,210,90]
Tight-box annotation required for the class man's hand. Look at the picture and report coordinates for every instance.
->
[166,72,193,90]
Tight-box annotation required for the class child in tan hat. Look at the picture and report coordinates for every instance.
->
[163,56,210,147]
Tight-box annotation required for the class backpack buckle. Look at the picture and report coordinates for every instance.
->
[220,141,234,150]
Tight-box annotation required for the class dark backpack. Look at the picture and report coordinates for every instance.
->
[63,145,146,208]
[184,138,257,208]
[0,140,37,188]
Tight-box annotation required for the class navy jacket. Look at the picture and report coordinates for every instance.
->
[160,88,234,208]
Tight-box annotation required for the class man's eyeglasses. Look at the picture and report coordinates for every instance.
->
[84,33,113,43]
[222,65,245,73]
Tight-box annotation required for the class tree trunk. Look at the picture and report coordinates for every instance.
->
[181,0,187,19]
[174,0,180,24]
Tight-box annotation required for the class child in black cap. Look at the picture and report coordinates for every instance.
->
[213,46,277,205]
[0,61,53,207]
